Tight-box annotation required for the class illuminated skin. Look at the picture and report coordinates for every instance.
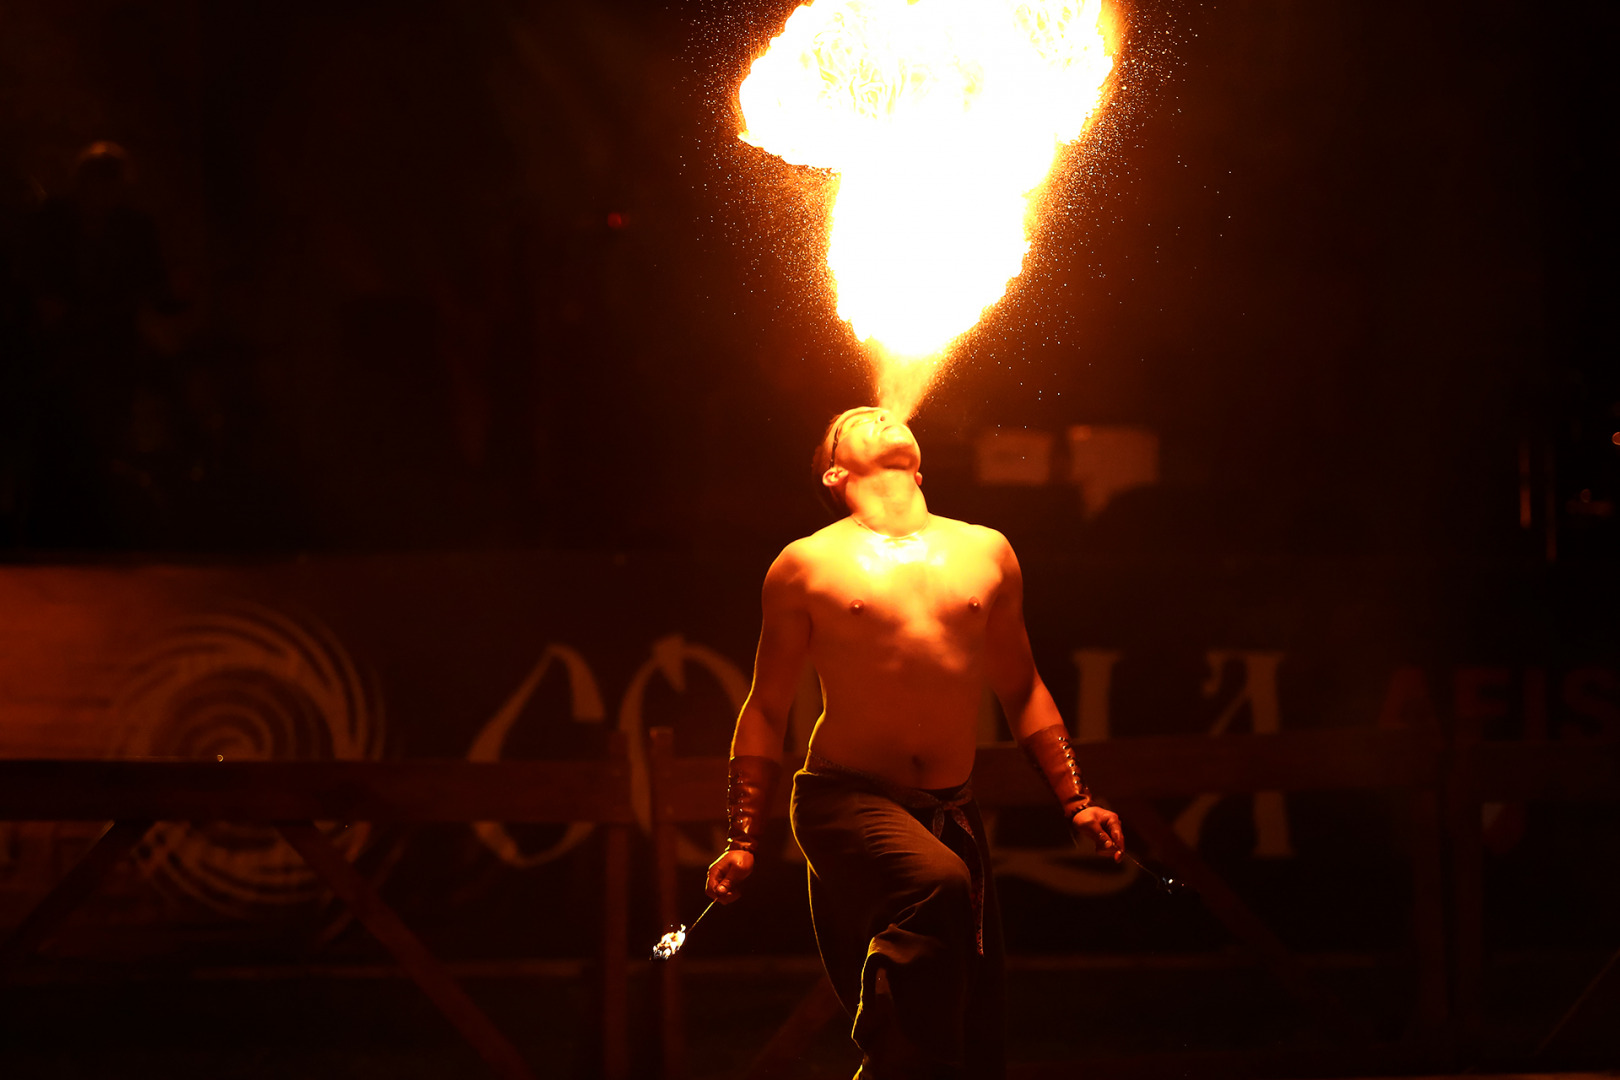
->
[707,406,1124,903]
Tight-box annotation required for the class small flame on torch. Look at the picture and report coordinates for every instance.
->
[650,898,717,961]
[739,0,1117,419]
[651,925,688,961]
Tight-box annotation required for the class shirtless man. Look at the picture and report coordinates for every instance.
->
[706,406,1125,1080]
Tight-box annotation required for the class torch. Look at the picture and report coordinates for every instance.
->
[651,852,1190,961]
[1124,851,1199,902]
[650,898,719,961]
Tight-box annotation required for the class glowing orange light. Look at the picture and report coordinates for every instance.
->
[651,925,687,960]
[739,0,1116,418]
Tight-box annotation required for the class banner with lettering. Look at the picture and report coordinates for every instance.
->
[0,554,1613,961]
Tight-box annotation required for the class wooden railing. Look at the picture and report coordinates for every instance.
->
[647,726,1620,1080]
[0,734,637,1080]
[1449,739,1620,1060]
[4,728,1613,1078]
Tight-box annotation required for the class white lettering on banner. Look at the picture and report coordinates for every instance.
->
[468,644,606,868]
[784,662,823,762]
[1073,649,1123,744]
[779,664,824,863]
[1175,651,1294,857]
[976,683,1010,747]
[984,649,1139,896]
[618,634,750,866]
[459,640,1295,884]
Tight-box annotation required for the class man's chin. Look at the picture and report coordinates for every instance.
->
[877,431,918,454]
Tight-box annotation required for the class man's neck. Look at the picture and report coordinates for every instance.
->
[844,470,929,537]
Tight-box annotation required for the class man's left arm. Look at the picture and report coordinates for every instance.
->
[984,534,1124,860]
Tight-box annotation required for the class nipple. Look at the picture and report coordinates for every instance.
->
[968,597,981,612]
[849,599,865,614]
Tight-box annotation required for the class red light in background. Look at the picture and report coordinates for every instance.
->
[606,212,626,229]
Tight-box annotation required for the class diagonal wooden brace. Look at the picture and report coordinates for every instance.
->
[0,818,154,975]
[1115,798,1369,1041]
[277,822,536,1080]
[744,973,845,1080]
[1537,944,1620,1059]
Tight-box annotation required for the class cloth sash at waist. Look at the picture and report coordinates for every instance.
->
[802,751,985,955]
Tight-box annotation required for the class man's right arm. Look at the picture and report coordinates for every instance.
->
[730,547,812,757]
[707,546,812,904]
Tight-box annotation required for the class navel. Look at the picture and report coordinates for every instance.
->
[849,598,865,615]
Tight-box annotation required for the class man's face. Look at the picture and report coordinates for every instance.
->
[831,407,921,474]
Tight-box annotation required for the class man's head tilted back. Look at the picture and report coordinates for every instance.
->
[811,407,923,517]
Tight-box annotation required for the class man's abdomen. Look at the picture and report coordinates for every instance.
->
[807,673,981,789]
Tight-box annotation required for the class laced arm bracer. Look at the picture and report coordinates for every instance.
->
[724,755,783,853]
[1020,724,1093,823]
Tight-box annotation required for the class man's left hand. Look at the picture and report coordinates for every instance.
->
[1071,806,1125,861]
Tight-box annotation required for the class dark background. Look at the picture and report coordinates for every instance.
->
[0,0,1616,1076]
[0,0,1613,562]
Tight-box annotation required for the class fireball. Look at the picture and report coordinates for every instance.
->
[740,0,1115,417]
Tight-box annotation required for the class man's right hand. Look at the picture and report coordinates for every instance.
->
[1071,805,1125,862]
[705,849,755,905]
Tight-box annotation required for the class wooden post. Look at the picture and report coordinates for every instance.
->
[0,818,153,975]
[600,726,633,1080]
[1408,788,1448,1041]
[600,820,631,1080]
[649,726,686,1080]
[278,822,536,1080]
[1447,744,1484,1055]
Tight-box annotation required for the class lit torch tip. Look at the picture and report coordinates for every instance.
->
[650,898,717,961]
[650,925,688,962]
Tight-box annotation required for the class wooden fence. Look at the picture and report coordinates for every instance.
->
[0,734,637,1080]
[648,726,1620,1080]
[1449,739,1620,1059]
[2,727,1614,1079]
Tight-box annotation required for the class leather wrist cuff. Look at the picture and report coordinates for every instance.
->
[725,755,782,853]
[1021,724,1092,821]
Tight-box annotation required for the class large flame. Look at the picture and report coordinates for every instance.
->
[740,0,1115,418]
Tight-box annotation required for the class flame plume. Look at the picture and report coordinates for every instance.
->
[740,0,1115,418]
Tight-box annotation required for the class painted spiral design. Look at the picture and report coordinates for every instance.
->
[115,606,383,916]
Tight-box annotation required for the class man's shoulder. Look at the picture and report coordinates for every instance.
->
[931,515,1011,549]
[766,526,841,581]
[804,517,852,542]
[784,516,875,557]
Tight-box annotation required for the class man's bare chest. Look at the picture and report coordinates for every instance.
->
[805,543,1001,630]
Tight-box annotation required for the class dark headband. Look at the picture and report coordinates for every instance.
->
[828,408,881,469]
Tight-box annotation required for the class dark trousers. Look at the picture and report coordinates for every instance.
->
[791,758,1006,1080]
